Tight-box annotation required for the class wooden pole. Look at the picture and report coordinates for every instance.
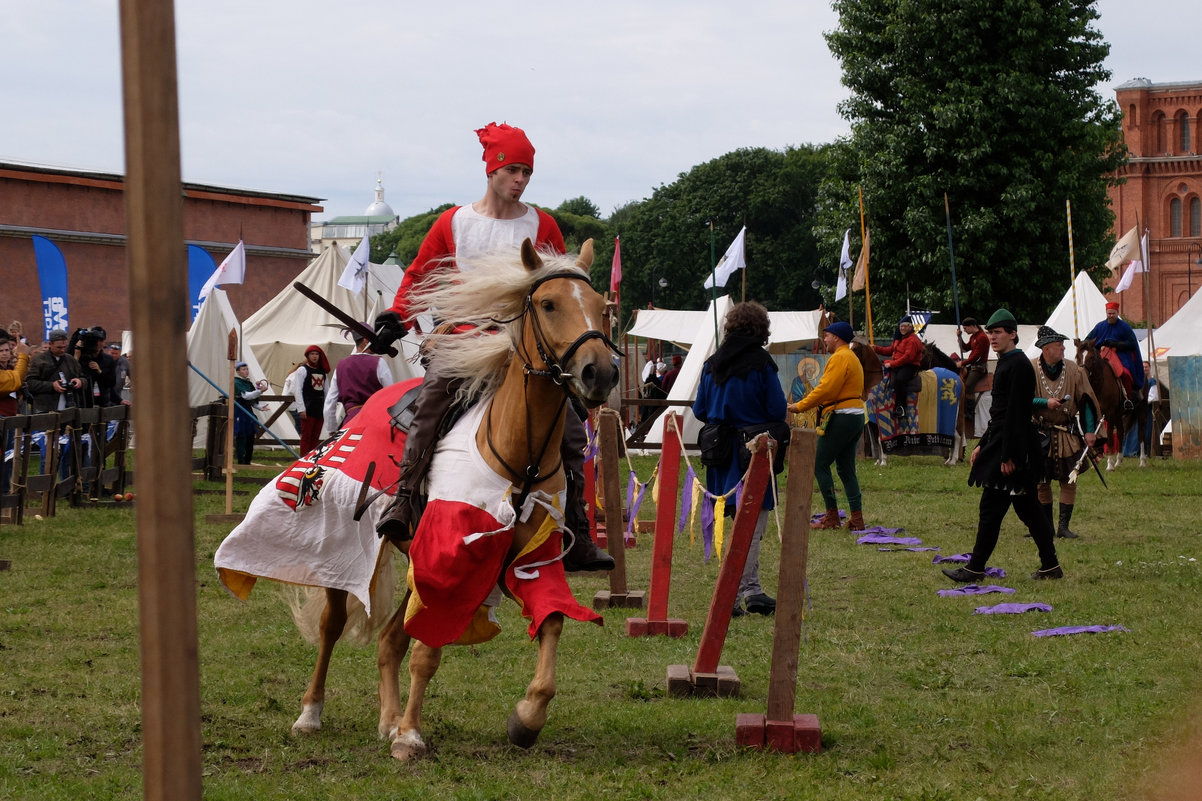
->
[225,328,237,514]
[118,0,203,798]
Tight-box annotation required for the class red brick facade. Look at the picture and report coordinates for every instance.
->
[1108,79,1202,325]
[0,162,323,342]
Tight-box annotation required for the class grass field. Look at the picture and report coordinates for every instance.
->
[1,448,1200,800]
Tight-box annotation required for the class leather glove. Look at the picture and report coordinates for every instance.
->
[373,311,407,349]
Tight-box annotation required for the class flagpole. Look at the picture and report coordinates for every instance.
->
[1139,218,1160,387]
[944,193,961,329]
[709,221,719,343]
[1066,199,1079,338]
[859,188,874,345]
[740,216,747,303]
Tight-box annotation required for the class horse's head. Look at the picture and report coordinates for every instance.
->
[519,238,621,407]
[1074,338,1094,369]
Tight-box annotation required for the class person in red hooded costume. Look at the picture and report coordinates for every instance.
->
[371,123,613,573]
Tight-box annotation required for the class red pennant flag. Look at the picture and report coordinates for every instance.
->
[609,236,622,307]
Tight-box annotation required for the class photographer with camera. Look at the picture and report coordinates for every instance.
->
[26,328,87,413]
[70,325,119,407]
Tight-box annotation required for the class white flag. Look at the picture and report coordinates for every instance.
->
[197,240,246,301]
[338,237,371,293]
[835,228,853,302]
[702,226,747,290]
[1106,225,1139,274]
[1115,232,1148,293]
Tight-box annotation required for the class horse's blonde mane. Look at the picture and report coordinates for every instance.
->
[407,248,591,401]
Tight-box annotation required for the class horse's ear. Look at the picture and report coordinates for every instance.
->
[576,239,595,270]
[521,238,543,273]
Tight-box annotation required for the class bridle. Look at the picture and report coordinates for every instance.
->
[484,270,621,509]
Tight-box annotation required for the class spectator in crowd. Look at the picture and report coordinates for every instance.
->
[788,320,867,531]
[26,329,86,413]
[8,321,27,345]
[288,345,330,455]
[233,361,267,465]
[693,301,786,617]
[661,354,683,395]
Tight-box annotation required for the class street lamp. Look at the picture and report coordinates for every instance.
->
[1187,241,1202,300]
[650,276,667,306]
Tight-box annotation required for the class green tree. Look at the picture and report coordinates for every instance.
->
[822,0,1125,335]
[556,196,601,219]
[598,146,832,327]
[370,203,455,264]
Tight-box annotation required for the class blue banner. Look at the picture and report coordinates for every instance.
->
[32,235,69,340]
[187,245,218,322]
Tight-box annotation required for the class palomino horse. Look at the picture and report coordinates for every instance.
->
[1074,339,1147,470]
[219,239,620,761]
[920,342,970,465]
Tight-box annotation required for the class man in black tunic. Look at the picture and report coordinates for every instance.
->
[942,308,1063,583]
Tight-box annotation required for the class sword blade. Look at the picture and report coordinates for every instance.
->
[292,281,398,358]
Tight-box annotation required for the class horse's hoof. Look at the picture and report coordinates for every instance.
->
[390,729,427,762]
[291,703,323,735]
[507,709,542,749]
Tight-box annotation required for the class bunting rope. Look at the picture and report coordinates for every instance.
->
[591,409,784,561]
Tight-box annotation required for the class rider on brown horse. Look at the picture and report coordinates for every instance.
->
[951,316,988,420]
[1085,301,1145,412]
[371,122,613,572]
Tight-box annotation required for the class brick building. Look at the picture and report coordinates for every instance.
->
[1108,79,1202,325]
[0,161,323,342]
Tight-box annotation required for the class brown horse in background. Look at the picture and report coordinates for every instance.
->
[920,342,970,465]
[1074,338,1147,470]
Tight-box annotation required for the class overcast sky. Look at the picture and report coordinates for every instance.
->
[2,0,1193,223]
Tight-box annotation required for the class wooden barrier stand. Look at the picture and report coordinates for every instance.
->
[592,410,645,610]
[666,431,774,697]
[626,412,687,637]
[735,428,822,754]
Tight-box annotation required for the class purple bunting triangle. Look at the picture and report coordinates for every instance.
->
[628,480,649,541]
[625,471,636,514]
[677,465,695,534]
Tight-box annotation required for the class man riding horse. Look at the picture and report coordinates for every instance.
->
[951,316,988,421]
[873,315,923,420]
[371,122,613,573]
[1085,301,1144,411]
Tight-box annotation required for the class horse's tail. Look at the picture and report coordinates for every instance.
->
[283,547,398,647]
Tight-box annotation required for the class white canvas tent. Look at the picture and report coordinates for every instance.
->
[1141,287,1202,388]
[627,297,824,446]
[1021,271,1111,361]
[241,244,424,398]
[186,287,298,445]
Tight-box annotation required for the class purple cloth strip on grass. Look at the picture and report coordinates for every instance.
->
[857,533,923,546]
[857,526,906,535]
[1031,625,1129,637]
[878,546,942,552]
[937,585,1016,597]
[932,552,972,564]
[974,602,1052,615]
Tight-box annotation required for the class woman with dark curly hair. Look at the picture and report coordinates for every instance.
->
[692,301,786,616]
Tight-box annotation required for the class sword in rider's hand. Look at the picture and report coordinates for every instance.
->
[291,281,399,358]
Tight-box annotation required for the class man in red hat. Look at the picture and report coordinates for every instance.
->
[372,123,613,572]
[289,345,330,455]
[1085,301,1144,409]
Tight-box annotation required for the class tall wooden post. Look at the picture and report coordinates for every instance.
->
[118,0,203,798]
[225,328,237,514]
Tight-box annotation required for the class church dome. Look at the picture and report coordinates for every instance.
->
[364,176,396,218]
